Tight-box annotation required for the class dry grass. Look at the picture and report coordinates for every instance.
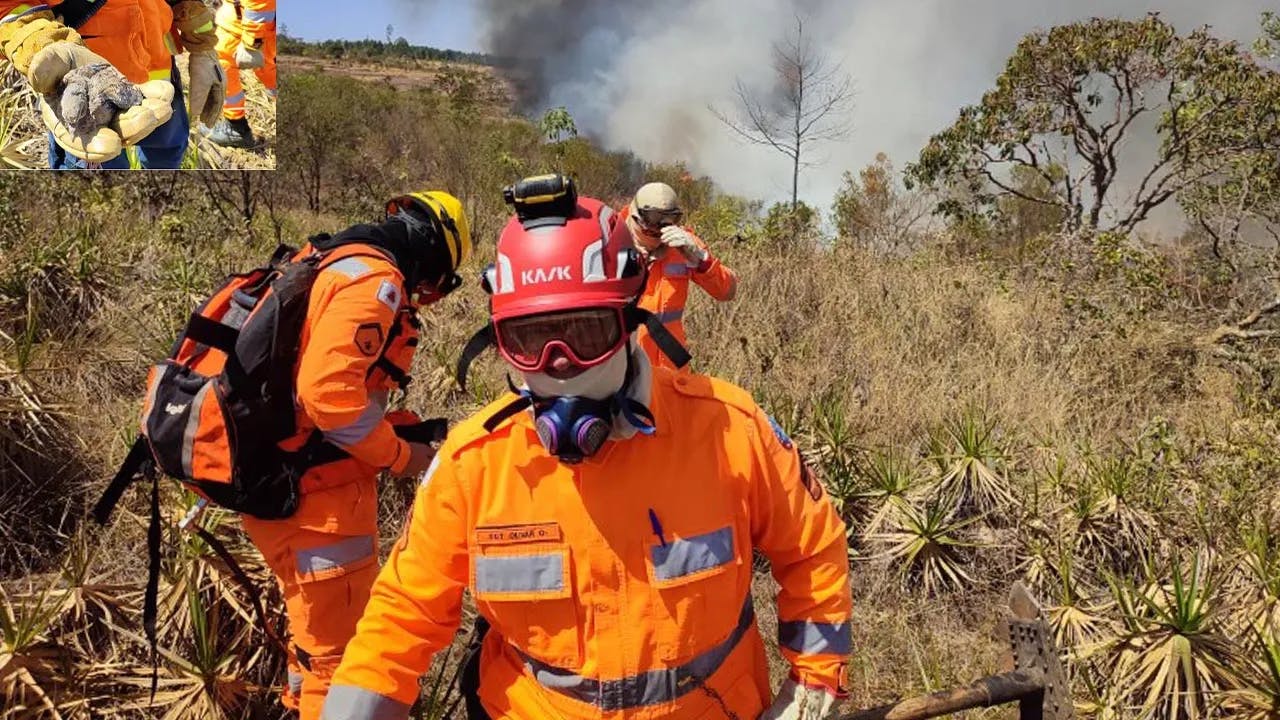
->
[1,84,1278,716]
[5,208,1276,717]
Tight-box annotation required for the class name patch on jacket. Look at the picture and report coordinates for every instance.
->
[476,523,563,546]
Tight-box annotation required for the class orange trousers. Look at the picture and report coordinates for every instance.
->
[214,3,277,121]
[241,470,379,720]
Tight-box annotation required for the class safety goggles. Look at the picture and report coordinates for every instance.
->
[494,307,626,372]
[636,206,683,236]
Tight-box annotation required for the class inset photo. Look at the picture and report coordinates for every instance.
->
[0,0,275,169]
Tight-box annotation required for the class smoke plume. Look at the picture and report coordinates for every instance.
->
[475,0,1276,216]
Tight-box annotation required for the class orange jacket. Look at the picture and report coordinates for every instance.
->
[620,205,738,370]
[215,0,275,44]
[0,1,178,83]
[278,244,419,490]
[323,368,852,720]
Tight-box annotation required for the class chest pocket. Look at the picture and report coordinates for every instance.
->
[645,524,744,662]
[470,538,583,668]
[367,310,419,391]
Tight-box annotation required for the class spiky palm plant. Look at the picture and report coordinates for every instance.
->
[1090,455,1157,565]
[808,391,860,511]
[928,405,1016,519]
[1235,518,1280,631]
[872,499,980,596]
[1062,458,1154,576]
[0,583,78,719]
[113,579,259,720]
[99,494,285,718]
[1103,554,1239,720]
[852,446,920,537]
[1220,621,1280,720]
[1045,544,1111,655]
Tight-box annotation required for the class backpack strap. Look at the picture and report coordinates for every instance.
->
[92,436,153,525]
[624,305,691,369]
[455,324,494,392]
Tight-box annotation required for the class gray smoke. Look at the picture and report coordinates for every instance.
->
[475,0,1275,215]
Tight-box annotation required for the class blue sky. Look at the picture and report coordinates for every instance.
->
[278,0,482,53]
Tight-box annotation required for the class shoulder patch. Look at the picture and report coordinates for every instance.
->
[767,415,793,450]
[326,257,372,279]
[377,279,402,310]
[354,322,384,356]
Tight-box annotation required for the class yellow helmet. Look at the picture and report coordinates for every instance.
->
[386,190,472,273]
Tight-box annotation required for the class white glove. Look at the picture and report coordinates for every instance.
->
[659,225,708,267]
[759,679,839,720]
[235,43,265,69]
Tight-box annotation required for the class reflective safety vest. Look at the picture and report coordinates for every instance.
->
[323,369,853,720]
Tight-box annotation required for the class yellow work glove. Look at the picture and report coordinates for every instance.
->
[172,0,224,128]
[0,13,171,162]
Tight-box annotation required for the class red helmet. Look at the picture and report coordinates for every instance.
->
[484,195,642,321]
[456,174,687,389]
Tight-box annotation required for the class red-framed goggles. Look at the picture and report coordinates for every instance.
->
[494,307,627,372]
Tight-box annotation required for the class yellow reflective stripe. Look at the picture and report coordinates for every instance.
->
[163,34,177,54]
[148,67,171,81]
[2,5,48,23]
[194,20,213,33]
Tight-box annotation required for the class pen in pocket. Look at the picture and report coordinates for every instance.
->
[648,508,668,548]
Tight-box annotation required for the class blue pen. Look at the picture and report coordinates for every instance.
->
[648,508,668,548]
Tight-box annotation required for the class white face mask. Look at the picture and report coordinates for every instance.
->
[522,344,630,401]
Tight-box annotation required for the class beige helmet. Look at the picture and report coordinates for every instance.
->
[629,182,684,247]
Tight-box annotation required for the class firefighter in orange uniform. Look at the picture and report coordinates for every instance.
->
[623,181,738,370]
[206,0,276,148]
[242,191,472,720]
[322,177,852,720]
[0,0,226,168]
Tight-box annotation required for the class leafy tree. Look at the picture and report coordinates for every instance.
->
[1177,14,1280,269]
[764,200,818,244]
[906,15,1280,236]
[277,74,388,212]
[831,153,930,252]
[539,107,577,144]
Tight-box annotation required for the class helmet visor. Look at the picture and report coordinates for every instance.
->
[495,308,625,372]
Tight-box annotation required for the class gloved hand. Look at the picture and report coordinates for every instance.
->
[172,0,224,127]
[235,42,265,70]
[0,13,171,162]
[659,225,709,267]
[185,51,225,127]
[34,43,173,162]
[759,679,840,720]
[393,442,437,479]
[393,419,450,445]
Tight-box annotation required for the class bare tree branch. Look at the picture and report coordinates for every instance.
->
[710,12,854,233]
